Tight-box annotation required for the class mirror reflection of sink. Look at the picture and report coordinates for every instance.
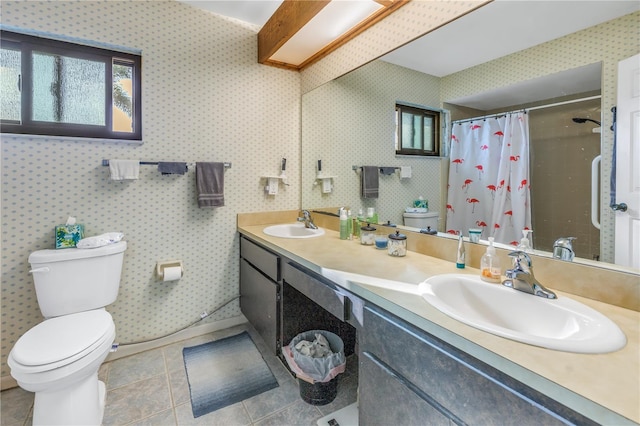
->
[419,274,626,354]
[263,223,325,239]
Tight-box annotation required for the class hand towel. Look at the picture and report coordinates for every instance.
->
[379,167,396,176]
[400,166,412,179]
[361,166,379,199]
[109,159,139,180]
[196,162,225,208]
[158,162,188,175]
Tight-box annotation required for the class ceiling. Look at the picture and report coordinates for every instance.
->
[177,0,639,77]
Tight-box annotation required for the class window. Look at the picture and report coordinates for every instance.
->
[1,30,141,140]
[395,103,440,156]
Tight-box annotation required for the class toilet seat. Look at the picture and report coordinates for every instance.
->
[10,310,114,373]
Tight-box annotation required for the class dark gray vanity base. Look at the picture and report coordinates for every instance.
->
[360,304,598,426]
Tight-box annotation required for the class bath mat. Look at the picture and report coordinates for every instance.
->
[183,331,278,418]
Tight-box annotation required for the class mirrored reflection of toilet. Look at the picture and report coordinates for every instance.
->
[403,211,439,229]
[8,241,127,426]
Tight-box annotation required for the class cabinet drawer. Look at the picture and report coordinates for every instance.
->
[240,237,279,282]
[282,262,347,321]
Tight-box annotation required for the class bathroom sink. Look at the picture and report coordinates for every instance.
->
[263,223,325,239]
[418,274,626,354]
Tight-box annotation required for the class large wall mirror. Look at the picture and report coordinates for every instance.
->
[301,1,639,273]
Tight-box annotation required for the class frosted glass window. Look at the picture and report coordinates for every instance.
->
[1,29,141,141]
[395,104,440,156]
[0,47,21,122]
[32,52,106,125]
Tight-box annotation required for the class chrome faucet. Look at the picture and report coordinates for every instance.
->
[553,237,576,261]
[298,210,318,229]
[502,251,557,299]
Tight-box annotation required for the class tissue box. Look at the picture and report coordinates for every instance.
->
[413,199,428,209]
[55,224,84,249]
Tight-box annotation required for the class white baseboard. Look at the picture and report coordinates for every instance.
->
[105,315,248,361]
[1,315,248,391]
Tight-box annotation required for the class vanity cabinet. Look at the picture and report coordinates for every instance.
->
[359,304,597,426]
[239,236,281,354]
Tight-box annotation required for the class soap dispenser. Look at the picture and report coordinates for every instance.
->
[517,229,533,252]
[480,237,501,283]
[339,208,350,240]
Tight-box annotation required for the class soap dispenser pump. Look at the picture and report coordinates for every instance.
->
[517,229,533,252]
[480,237,501,283]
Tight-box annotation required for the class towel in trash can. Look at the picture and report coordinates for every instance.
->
[283,330,346,383]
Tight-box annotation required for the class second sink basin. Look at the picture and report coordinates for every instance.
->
[263,223,325,239]
[418,274,627,354]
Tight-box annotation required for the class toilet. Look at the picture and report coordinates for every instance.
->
[8,241,127,426]
[403,211,439,229]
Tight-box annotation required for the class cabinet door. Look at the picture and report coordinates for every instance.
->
[362,305,596,426]
[240,258,279,354]
[359,352,451,426]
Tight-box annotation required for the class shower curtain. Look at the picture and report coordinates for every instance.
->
[446,112,531,246]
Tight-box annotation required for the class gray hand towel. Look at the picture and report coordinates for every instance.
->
[196,162,225,208]
[158,162,188,175]
[361,166,379,199]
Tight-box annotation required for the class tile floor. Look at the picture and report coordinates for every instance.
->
[1,323,358,426]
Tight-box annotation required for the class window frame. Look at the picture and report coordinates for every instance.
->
[1,30,142,141]
[395,103,440,157]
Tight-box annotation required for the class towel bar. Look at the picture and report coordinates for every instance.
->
[102,160,231,168]
[352,165,399,172]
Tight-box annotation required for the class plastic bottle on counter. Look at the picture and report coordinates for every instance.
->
[366,207,378,225]
[517,229,533,252]
[480,237,501,283]
[339,208,350,240]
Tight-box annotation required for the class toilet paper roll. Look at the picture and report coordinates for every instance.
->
[162,266,182,281]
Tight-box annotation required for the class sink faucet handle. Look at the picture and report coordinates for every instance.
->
[299,210,318,229]
[553,237,576,261]
[508,250,532,269]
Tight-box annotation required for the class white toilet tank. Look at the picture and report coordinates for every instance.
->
[403,212,439,229]
[28,241,127,318]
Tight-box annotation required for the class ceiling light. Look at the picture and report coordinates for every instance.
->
[258,0,409,70]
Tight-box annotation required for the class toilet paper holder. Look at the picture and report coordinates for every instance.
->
[156,260,184,280]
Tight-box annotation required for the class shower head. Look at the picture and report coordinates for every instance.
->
[572,117,601,126]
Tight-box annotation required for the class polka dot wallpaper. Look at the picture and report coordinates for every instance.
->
[1,0,300,378]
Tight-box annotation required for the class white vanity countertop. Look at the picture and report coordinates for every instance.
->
[238,223,640,425]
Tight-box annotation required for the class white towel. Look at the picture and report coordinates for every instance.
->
[109,159,140,180]
[400,166,412,179]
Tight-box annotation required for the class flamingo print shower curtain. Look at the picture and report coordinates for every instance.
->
[446,112,531,246]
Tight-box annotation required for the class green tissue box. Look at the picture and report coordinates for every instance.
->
[55,224,84,249]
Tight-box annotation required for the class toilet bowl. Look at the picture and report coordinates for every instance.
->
[8,309,116,425]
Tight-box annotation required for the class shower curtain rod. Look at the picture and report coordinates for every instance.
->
[451,95,602,125]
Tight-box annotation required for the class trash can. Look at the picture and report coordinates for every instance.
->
[283,330,346,405]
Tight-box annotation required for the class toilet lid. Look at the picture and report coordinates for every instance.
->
[11,310,114,368]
